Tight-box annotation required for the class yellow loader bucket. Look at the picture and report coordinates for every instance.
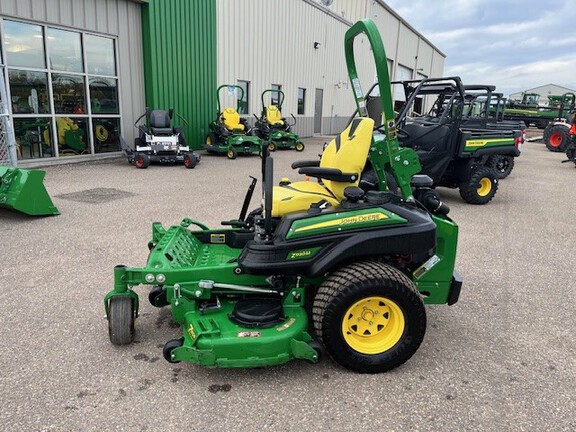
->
[0,166,60,216]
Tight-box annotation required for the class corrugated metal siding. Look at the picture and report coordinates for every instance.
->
[141,0,216,149]
[0,0,146,148]
[217,0,370,136]
[217,0,444,136]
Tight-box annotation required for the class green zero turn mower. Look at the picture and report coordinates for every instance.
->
[204,85,263,159]
[253,89,305,152]
[104,19,462,373]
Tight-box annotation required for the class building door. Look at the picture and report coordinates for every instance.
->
[314,88,323,134]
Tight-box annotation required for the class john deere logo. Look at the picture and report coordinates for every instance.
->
[339,213,384,225]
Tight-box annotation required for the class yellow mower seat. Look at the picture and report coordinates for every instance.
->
[266,105,285,126]
[271,117,374,217]
[221,107,245,131]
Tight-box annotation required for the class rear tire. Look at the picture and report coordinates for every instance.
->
[183,153,197,169]
[134,153,150,169]
[459,166,498,204]
[312,261,426,373]
[544,124,570,152]
[108,296,135,345]
[486,155,514,179]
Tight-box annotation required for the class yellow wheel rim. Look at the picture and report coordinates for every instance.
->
[296,143,304,151]
[477,178,492,197]
[95,124,108,142]
[206,136,212,145]
[342,296,405,354]
[227,150,234,158]
[268,143,275,151]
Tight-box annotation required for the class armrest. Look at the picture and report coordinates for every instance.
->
[291,159,320,169]
[298,167,359,182]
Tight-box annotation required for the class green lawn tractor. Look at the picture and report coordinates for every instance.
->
[122,108,200,169]
[204,85,263,159]
[253,89,305,152]
[104,19,462,373]
[562,113,576,166]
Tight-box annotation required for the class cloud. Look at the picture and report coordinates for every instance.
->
[383,0,576,96]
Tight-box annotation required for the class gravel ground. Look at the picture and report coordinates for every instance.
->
[0,131,574,432]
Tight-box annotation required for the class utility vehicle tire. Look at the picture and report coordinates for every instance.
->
[295,142,305,152]
[205,132,218,147]
[459,166,498,205]
[108,296,135,346]
[148,285,169,308]
[163,337,184,363]
[183,153,197,169]
[227,148,237,160]
[134,153,150,169]
[312,261,426,373]
[486,155,514,179]
[268,142,277,152]
[544,124,570,152]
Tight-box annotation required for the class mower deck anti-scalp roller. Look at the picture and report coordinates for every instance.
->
[104,19,462,373]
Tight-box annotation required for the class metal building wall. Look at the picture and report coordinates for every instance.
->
[141,0,216,150]
[217,0,445,137]
[0,0,146,148]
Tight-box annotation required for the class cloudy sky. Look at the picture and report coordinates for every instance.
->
[384,0,576,97]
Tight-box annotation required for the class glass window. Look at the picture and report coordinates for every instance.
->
[3,20,46,68]
[297,88,306,115]
[85,34,116,76]
[93,118,120,153]
[47,28,83,73]
[13,118,54,160]
[52,74,86,114]
[271,84,282,107]
[8,70,50,114]
[237,80,249,114]
[55,117,88,155]
[89,78,119,114]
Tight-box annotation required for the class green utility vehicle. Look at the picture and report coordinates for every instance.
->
[380,77,522,204]
[253,89,305,152]
[204,85,263,159]
[104,19,462,373]
[461,85,525,178]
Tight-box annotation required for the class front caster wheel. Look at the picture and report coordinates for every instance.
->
[227,148,238,160]
[108,296,135,345]
[308,340,325,363]
[313,261,426,373]
[295,142,305,152]
[163,337,184,363]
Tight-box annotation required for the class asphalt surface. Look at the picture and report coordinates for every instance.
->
[1,130,575,432]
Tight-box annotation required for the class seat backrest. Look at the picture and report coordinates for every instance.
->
[320,117,374,200]
[149,110,171,128]
[266,105,284,125]
[221,107,244,131]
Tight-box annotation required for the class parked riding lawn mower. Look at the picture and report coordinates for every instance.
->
[253,89,305,152]
[204,85,263,159]
[104,19,462,373]
[122,108,200,169]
